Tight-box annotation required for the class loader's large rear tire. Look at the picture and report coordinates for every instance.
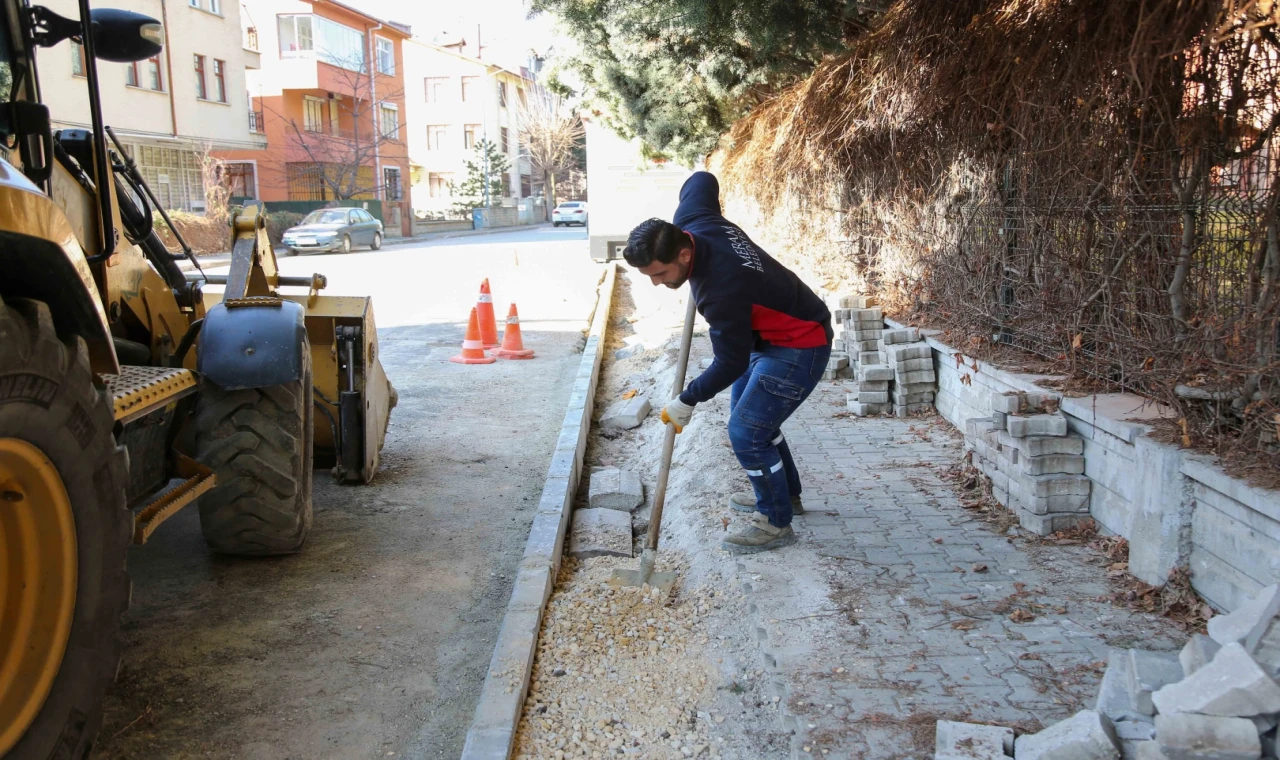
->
[0,298,130,760]
[194,342,313,555]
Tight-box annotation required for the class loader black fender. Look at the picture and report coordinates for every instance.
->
[196,298,307,390]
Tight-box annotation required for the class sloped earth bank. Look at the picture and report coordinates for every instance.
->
[513,273,792,759]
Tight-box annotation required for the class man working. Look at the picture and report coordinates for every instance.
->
[624,171,832,554]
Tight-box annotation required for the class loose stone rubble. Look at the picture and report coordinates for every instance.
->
[512,557,729,760]
[965,392,1092,536]
[963,583,1280,760]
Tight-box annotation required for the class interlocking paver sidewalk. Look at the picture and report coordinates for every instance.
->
[728,383,1184,759]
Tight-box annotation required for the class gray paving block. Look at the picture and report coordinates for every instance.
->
[1025,473,1093,498]
[1153,642,1280,717]
[840,295,878,309]
[828,355,850,370]
[822,368,839,381]
[1007,412,1069,438]
[857,380,891,392]
[849,339,882,353]
[993,411,1009,430]
[1016,508,1094,536]
[1127,649,1183,716]
[1014,709,1120,760]
[992,392,1022,414]
[568,508,632,559]
[848,400,892,416]
[587,467,644,511]
[1208,584,1280,652]
[999,430,1085,456]
[935,720,1013,759]
[882,327,921,345]
[1113,717,1156,743]
[851,306,884,322]
[860,351,882,365]
[1021,453,1086,476]
[838,365,855,379]
[900,369,938,385]
[1154,713,1261,760]
[1181,634,1223,678]
[860,363,901,381]
[894,391,937,406]
[895,402,933,418]
[859,391,891,404]
[849,328,884,341]
[882,343,933,362]
[893,356,936,372]
[600,395,651,430]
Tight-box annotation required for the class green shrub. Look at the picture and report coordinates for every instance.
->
[266,211,306,246]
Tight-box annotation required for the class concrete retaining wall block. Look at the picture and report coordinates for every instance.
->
[1007,412,1069,438]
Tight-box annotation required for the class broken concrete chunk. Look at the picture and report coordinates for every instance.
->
[1152,643,1280,717]
[1112,717,1155,743]
[568,508,632,559]
[1255,620,1280,678]
[1182,635,1224,678]
[600,396,651,430]
[1013,710,1120,760]
[1007,412,1069,438]
[1097,650,1147,723]
[1154,714,1261,760]
[587,467,644,511]
[1127,649,1183,716]
[1135,742,1168,760]
[934,720,1013,759]
[1208,585,1280,653]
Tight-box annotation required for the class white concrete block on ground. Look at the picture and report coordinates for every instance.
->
[587,467,644,511]
[1209,584,1280,652]
[1127,649,1183,716]
[1152,642,1280,717]
[1154,713,1261,760]
[934,720,1013,759]
[568,508,632,559]
[1013,709,1120,760]
[600,396,651,430]
[1182,634,1224,677]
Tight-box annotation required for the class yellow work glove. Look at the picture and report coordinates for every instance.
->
[660,397,695,433]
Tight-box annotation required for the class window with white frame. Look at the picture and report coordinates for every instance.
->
[424,77,447,102]
[188,0,199,7]
[278,15,313,56]
[375,37,394,75]
[315,17,365,71]
[428,173,451,197]
[303,96,325,132]
[209,0,221,13]
[498,81,507,108]
[461,76,477,101]
[379,103,399,139]
[427,125,447,150]
[463,124,478,149]
[71,41,84,76]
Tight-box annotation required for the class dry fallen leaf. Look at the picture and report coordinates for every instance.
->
[1019,652,1041,661]
[951,621,976,631]
[971,563,989,573]
[960,594,978,601]
[621,389,638,400]
[933,537,944,544]
[721,517,730,532]
[1009,609,1036,623]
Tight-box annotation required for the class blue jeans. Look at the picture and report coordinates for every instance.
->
[728,343,830,528]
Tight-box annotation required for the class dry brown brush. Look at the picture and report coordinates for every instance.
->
[718,0,1280,470]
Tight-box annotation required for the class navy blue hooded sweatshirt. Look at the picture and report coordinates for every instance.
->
[675,172,832,406]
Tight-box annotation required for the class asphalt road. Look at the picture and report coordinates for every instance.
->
[93,226,606,759]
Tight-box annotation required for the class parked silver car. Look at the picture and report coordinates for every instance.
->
[282,208,384,254]
[552,201,588,227]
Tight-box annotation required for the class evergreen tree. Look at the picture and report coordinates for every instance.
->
[450,139,512,213]
[531,0,880,162]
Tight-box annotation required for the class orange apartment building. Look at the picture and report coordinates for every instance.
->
[217,0,412,235]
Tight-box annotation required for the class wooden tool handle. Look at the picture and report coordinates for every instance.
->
[644,296,698,553]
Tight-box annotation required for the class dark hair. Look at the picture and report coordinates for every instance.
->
[624,218,687,268]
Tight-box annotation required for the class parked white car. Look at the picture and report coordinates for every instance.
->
[552,201,589,227]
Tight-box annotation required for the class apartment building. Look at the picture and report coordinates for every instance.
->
[216,0,413,235]
[403,39,535,218]
[38,0,264,211]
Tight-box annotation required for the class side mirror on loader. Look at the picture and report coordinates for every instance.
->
[28,6,163,62]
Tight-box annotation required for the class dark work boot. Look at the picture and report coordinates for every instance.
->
[721,514,797,554]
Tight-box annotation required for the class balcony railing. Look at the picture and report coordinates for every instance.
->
[248,110,264,133]
[244,27,259,52]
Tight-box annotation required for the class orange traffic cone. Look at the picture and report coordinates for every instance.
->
[476,279,500,348]
[450,307,496,365]
[494,303,534,359]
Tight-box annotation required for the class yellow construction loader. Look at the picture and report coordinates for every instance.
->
[0,1,394,756]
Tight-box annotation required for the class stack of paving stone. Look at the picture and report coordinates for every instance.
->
[965,391,1091,536]
[936,583,1280,760]
[878,326,937,417]
[846,364,894,416]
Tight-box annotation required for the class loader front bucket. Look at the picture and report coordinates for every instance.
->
[281,293,395,484]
